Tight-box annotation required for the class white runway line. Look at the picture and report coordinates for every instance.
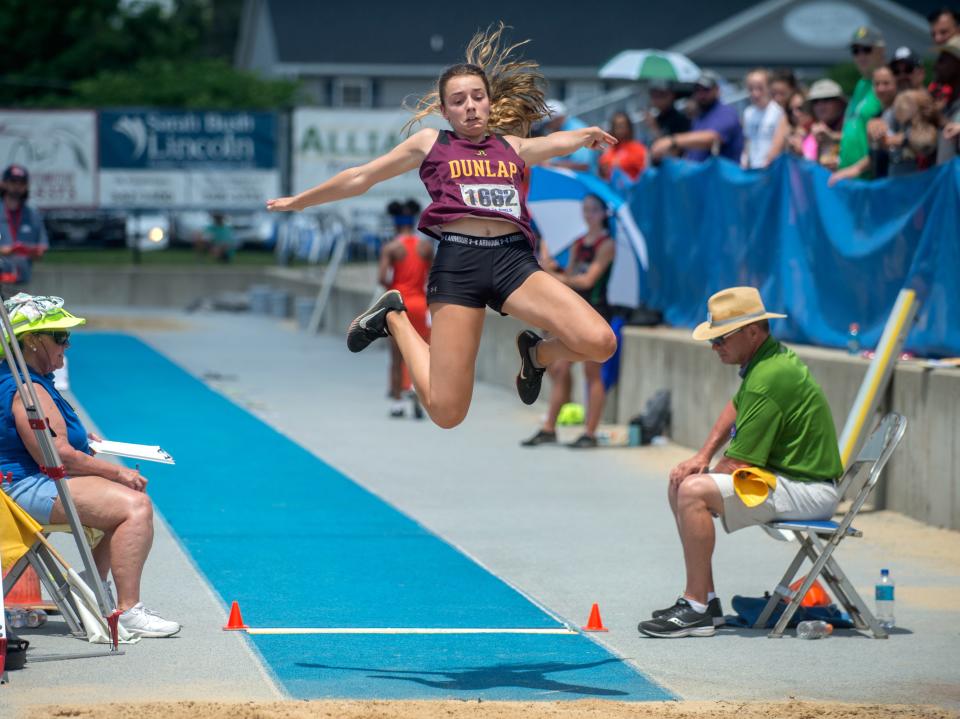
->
[246,627,579,635]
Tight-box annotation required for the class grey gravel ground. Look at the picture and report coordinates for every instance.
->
[4,306,959,710]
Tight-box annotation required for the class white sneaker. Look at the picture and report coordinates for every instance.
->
[118,603,181,638]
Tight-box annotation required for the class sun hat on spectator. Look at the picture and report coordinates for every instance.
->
[545,99,568,119]
[935,35,960,60]
[0,293,85,356]
[807,78,846,102]
[691,287,786,341]
[851,26,885,48]
[890,46,920,69]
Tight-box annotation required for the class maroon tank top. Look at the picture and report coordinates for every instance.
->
[418,130,535,246]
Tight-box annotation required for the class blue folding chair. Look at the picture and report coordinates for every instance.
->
[755,413,907,638]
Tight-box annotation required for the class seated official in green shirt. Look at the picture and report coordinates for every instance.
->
[638,286,843,639]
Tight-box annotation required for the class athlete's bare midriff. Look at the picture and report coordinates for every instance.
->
[441,215,523,237]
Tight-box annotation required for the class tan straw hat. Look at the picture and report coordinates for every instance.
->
[691,287,786,341]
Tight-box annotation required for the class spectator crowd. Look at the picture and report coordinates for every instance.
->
[547,8,960,187]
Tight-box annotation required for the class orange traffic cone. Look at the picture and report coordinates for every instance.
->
[788,576,831,607]
[582,602,608,632]
[3,565,43,608]
[223,600,248,630]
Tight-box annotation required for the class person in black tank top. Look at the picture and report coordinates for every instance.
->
[268,24,618,430]
[522,194,616,448]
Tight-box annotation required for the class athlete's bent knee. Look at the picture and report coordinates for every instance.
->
[431,404,469,429]
[584,326,617,362]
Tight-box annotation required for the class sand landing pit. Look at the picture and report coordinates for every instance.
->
[18,700,960,719]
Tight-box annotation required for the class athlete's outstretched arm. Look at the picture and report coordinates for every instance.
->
[510,128,617,167]
[267,128,437,212]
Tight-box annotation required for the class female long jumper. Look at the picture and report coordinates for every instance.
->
[267,25,617,429]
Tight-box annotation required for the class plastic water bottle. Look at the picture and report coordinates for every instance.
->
[847,323,861,355]
[6,608,26,629]
[25,609,47,628]
[875,568,895,629]
[796,620,833,639]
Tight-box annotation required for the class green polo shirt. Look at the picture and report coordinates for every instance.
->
[838,76,882,171]
[725,336,843,481]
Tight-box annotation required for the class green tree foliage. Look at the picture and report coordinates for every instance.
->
[55,59,298,109]
[0,0,297,108]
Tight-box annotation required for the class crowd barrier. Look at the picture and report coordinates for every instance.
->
[628,155,960,358]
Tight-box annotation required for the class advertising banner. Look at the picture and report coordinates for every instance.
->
[292,108,442,228]
[98,110,279,208]
[0,110,97,208]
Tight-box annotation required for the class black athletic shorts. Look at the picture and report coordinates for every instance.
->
[427,232,542,315]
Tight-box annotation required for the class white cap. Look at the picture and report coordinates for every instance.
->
[545,99,568,118]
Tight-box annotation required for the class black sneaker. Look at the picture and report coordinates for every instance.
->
[568,434,598,449]
[521,429,557,447]
[638,598,716,638]
[347,290,405,353]
[652,596,724,626]
[407,390,425,420]
[516,330,545,405]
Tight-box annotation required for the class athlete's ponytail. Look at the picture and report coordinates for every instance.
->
[405,22,548,137]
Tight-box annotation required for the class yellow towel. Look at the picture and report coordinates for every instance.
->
[731,466,778,508]
[1,488,42,573]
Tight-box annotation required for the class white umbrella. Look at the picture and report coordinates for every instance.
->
[599,49,701,83]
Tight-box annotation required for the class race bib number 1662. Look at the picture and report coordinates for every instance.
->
[459,184,521,218]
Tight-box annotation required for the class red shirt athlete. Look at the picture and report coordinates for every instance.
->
[378,201,433,416]
[268,23,617,429]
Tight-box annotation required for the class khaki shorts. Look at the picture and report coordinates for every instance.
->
[710,472,839,533]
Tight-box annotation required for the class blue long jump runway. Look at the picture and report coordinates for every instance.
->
[68,333,673,701]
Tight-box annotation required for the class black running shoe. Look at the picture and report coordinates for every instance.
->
[638,598,716,638]
[568,434,598,449]
[516,330,545,405]
[347,290,405,353]
[651,596,724,626]
[521,429,557,447]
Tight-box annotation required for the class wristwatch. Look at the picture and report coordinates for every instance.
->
[670,136,678,151]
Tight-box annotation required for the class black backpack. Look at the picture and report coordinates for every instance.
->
[629,389,671,445]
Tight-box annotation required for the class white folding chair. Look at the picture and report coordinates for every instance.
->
[754,413,907,638]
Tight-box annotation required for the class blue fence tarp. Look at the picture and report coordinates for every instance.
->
[628,156,960,357]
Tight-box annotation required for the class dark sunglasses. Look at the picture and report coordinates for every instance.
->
[851,45,874,55]
[890,63,916,75]
[37,331,71,346]
[709,327,742,347]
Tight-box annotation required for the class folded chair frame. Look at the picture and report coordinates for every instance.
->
[755,413,907,639]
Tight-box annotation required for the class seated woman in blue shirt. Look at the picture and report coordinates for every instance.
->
[0,294,179,638]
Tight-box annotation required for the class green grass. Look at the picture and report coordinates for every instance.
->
[42,247,287,267]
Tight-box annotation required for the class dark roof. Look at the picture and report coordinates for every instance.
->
[267,1,760,67]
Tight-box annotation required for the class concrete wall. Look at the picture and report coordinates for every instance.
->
[43,264,960,529]
[32,266,266,308]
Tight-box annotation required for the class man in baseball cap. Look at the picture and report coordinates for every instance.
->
[650,69,745,165]
[836,26,886,177]
[638,287,842,638]
[889,46,926,91]
[1,164,48,284]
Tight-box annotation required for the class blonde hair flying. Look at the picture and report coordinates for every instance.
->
[405,22,549,137]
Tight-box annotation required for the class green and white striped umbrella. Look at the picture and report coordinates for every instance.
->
[599,49,702,83]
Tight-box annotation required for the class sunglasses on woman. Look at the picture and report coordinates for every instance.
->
[37,331,71,346]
